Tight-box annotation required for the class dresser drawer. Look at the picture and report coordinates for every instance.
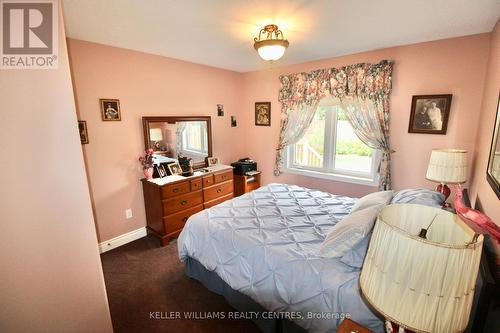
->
[161,181,190,198]
[247,181,260,192]
[203,180,233,202]
[163,204,203,235]
[214,170,233,184]
[204,193,233,209]
[163,190,203,215]
[190,178,202,191]
[202,175,214,187]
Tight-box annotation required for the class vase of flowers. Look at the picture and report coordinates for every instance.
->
[138,148,154,180]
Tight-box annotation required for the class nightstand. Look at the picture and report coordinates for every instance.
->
[233,172,260,196]
[337,319,374,333]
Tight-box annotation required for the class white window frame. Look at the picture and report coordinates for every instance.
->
[181,122,208,156]
[284,105,380,187]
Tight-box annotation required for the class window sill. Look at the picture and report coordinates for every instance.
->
[284,166,379,187]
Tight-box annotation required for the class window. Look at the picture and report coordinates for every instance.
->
[286,104,379,185]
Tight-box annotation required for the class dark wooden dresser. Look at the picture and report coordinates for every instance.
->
[141,165,234,246]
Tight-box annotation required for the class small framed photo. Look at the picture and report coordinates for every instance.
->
[167,162,182,175]
[207,157,219,166]
[408,94,452,134]
[100,98,121,121]
[255,102,271,126]
[156,165,167,178]
[231,116,237,127]
[78,120,89,144]
[217,104,224,116]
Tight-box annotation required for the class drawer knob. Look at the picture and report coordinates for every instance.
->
[173,188,179,193]
[180,200,188,205]
[222,175,226,179]
[216,188,222,193]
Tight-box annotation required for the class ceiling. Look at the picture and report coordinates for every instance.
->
[62,0,499,72]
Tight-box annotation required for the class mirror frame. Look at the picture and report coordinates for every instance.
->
[486,93,500,199]
[142,116,212,169]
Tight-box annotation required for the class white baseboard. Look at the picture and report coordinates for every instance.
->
[98,227,147,254]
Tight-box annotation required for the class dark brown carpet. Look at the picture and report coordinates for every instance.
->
[101,236,260,333]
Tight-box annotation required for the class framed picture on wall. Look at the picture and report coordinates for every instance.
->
[486,93,500,198]
[78,120,89,144]
[100,98,121,121]
[255,102,271,126]
[217,104,224,116]
[408,94,452,134]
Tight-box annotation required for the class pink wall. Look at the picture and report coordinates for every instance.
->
[470,19,500,226]
[239,34,490,197]
[0,4,112,332]
[68,39,245,242]
[69,33,493,243]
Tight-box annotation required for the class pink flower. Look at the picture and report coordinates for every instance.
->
[146,148,153,155]
[139,156,145,161]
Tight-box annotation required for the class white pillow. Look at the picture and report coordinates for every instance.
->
[351,190,393,213]
[319,205,383,258]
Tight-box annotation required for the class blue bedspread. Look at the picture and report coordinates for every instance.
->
[178,183,383,332]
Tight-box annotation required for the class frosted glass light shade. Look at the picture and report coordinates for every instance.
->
[360,204,483,333]
[257,44,287,61]
[426,149,467,183]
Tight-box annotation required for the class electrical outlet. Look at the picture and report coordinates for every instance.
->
[125,209,133,219]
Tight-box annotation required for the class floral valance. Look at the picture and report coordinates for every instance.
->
[278,60,393,110]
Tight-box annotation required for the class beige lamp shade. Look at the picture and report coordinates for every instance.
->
[149,128,163,141]
[426,149,467,183]
[360,204,483,333]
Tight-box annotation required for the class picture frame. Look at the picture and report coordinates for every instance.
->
[207,157,219,166]
[408,94,452,134]
[231,116,237,127]
[255,102,271,126]
[217,104,224,116]
[167,162,182,175]
[78,120,89,144]
[486,92,500,198]
[100,98,121,121]
[156,164,167,178]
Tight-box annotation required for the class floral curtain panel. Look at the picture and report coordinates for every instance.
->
[276,60,394,190]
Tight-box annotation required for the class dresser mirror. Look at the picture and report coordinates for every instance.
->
[142,116,212,169]
[486,94,500,198]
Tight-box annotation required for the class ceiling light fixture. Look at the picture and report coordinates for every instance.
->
[253,24,289,62]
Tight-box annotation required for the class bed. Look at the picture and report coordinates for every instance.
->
[177,183,498,332]
[178,183,385,332]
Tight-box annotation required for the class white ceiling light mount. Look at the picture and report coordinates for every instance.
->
[253,24,289,62]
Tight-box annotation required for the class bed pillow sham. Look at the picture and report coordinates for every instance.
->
[350,190,393,213]
[340,235,371,268]
[391,189,444,207]
[319,204,383,258]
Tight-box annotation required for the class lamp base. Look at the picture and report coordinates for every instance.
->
[386,321,415,333]
[436,183,451,206]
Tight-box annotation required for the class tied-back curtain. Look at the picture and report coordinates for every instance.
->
[275,60,394,190]
[175,122,187,157]
[275,102,320,175]
[341,97,392,190]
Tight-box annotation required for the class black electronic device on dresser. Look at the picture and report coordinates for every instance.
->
[231,157,257,175]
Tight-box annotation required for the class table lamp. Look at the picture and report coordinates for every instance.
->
[149,128,163,150]
[360,204,483,333]
[426,149,467,204]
